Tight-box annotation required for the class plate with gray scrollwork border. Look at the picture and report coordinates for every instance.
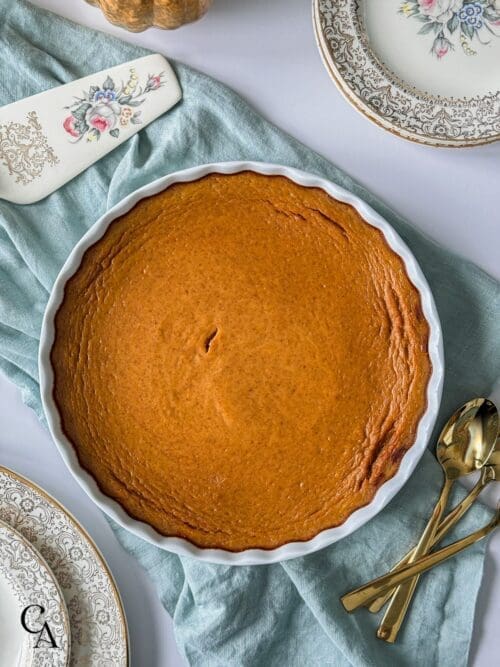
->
[0,467,129,667]
[314,0,500,147]
[0,519,70,667]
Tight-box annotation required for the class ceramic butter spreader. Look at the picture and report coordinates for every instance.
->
[0,54,182,204]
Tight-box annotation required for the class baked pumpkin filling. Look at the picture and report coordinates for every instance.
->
[51,172,431,550]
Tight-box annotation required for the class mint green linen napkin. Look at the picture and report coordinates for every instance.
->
[0,2,498,665]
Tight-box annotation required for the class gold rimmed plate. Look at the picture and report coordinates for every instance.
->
[314,0,500,147]
[0,467,129,666]
[0,519,70,666]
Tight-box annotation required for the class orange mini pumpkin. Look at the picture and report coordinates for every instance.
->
[86,0,212,31]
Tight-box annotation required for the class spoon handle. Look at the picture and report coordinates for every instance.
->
[341,507,499,612]
[341,477,453,612]
[376,476,454,642]
[367,469,491,613]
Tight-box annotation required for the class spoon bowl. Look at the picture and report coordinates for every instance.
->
[437,398,499,480]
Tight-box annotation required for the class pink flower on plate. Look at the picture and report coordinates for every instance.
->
[145,73,163,93]
[432,35,452,58]
[86,101,121,134]
[418,0,462,23]
[63,115,80,138]
[419,0,437,11]
[89,115,111,132]
[149,75,161,89]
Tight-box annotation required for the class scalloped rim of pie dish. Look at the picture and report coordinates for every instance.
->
[39,162,444,565]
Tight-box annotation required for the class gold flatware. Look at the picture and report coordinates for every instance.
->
[376,398,498,642]
[367,438,500,613]
[341,503,500,612]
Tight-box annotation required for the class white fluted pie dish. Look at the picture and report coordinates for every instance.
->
[39,161,444,565]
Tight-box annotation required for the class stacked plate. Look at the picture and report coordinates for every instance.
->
[314,0,500,147]
[0,466,128,666]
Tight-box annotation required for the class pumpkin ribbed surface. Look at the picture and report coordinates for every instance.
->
[86,0,212,31]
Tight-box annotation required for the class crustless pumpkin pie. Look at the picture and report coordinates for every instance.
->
[51,172,431,551]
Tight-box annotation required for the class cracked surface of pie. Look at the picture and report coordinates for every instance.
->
[51,172,431,551]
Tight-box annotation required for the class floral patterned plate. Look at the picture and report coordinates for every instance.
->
[314,0,500,146]
[0,519,70,667]
[0,467,129,666]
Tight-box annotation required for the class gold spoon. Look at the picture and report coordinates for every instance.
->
[338,399,498,629]
[376,397,498,643]
[341,502,500,611]
[367,438,500,614]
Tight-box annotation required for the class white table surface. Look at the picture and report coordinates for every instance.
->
[2,1,498,665]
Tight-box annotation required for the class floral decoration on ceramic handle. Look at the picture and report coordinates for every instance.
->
[63,68,165,142]
[0,54,181,204]
[400,0,500,58]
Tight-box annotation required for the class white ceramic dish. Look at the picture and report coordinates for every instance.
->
[0,519,70,667]
[39,161,444,565]
[0,467,129,666]
[314,0,500,147]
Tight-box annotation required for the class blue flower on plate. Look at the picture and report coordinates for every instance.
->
[458,2,484,28]
[93,89,117,103]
